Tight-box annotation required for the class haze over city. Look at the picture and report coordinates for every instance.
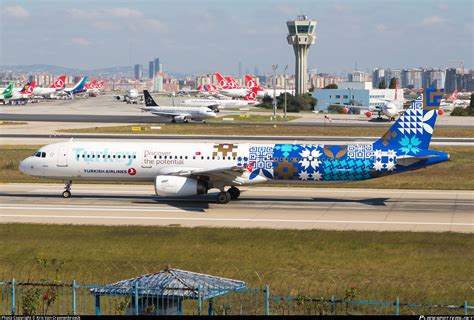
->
[1,0,472,75]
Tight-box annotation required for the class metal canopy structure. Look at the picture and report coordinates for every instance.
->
[89,268,247,315]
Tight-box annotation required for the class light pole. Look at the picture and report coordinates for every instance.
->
[284,64,288,119]
[272,64,278,120]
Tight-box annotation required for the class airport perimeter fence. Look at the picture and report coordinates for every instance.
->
[0,277,472,316]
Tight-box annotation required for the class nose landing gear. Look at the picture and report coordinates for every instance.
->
[62,181,72,198]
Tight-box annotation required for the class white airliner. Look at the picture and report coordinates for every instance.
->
[216,73,249,98]
[244,75,295,99]
[114,88,142,104]
[18,88,450,204]
[32,75,66,98]
[141,90,216,123]
[181,87,259,109]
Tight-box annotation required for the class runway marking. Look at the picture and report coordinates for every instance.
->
[15,187,474,197]
[0,214,473,227]
[1,203,470,213]
[0,204,195,213]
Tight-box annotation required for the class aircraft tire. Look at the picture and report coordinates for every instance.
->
[216,192,231,204]
[62,190,71,198]
[228,187,240,200]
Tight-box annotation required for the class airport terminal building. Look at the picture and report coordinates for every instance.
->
[312,82,404,112]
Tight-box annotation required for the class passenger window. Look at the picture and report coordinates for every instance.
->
[133,155,136,159]
[193,156,196,160]
[154,155,156,159]
[82,155,85,158]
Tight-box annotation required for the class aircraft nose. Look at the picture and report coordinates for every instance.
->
[19,158,31,174]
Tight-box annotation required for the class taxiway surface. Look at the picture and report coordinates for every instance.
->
[1,184,472,233]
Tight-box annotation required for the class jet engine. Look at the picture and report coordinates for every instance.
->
[172,116,189,123]
[154,176,208,197]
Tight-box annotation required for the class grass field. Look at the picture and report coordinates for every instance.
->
[58,124,474,138]
[2,145,473,189]
[0,224,471,304]
[0,121,27,125]
[207,115,300,123]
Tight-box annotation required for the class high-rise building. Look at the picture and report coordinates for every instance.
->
[422,68,445,89]
[372,68,385,88]
[154,58,161,74]
[253,66,259,77]
[134,64,143,80]
[348,71,369,82]
[386,69,402,87]
[287,15,317,95]
[148,61,155,79]
[238,61,243,79]
[401,69,423,89]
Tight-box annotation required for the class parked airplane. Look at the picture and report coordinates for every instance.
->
[216,73,248,98]
[440,89,469,107]
[63,77,88,96]
[32,75,66,98]
[114,88,142,104]
[0,82,36,104]
[368,81,404,121]
[19,89,449,204]
[181,87,259,109]
[244,75,294,99]
[141,90,216,123]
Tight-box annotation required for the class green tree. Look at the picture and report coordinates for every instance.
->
[389,77,398,89]
[378,79,386,89]
[323,83,338,89]
[470,93,474,109]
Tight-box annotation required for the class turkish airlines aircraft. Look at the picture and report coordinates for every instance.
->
[216,73,248,98]
[141,90,216,123]
[244,75,294,99]
[32,75,66,97]
[181,87,259,109]
[20,89,449,204]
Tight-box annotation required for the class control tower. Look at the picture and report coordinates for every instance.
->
[287,15,317,95]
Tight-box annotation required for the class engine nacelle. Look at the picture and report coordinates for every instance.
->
[173,115,189,123]
[155,176,207,197]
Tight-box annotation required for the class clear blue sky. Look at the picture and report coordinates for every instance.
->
[0,0,472,75]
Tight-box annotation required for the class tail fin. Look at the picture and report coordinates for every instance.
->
[243,87,258,101]
[2,82,14,96]
[245,75,262,91]
[50,75,66,89]
[448,89,458,101]
[225,77,241,89]
[374,88,444,152]
[19,82,35,94]
[216,73,231,89]
[143,90,159,106]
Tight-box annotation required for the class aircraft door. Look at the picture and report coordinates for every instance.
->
[141,150,153,168]
[57,145,68,167]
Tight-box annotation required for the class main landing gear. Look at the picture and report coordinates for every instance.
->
[62,181,72,198]
[216,187,241,204]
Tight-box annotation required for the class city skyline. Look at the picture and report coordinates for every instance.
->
[0,0,473,75]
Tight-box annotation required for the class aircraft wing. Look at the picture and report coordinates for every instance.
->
[169,166,248,185]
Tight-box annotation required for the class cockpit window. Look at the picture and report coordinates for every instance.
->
[32,151,46,158]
